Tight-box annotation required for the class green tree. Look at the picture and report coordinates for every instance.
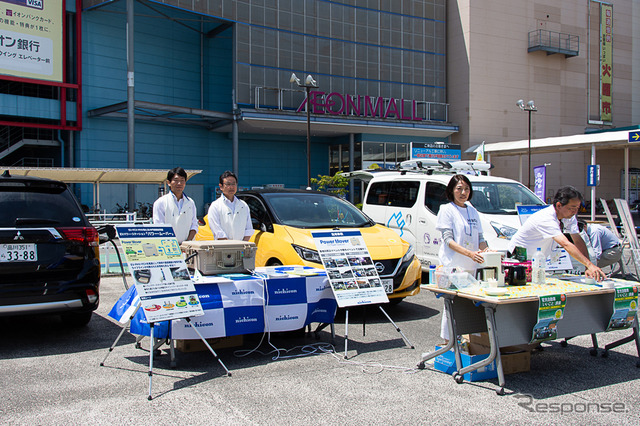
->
[311,172,349,196]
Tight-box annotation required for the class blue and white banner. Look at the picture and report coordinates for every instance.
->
[111,270,337,340]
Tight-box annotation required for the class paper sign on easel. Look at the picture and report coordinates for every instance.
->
[116,225,204,322]
[311,230,389,308]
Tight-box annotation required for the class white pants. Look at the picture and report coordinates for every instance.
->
[440,303,451,341]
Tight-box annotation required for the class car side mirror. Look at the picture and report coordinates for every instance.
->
[252,218,272,233]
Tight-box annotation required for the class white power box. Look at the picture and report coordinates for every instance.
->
[180,240,258,275]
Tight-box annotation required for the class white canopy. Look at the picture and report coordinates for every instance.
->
[3,167,201,183]
[468,129,633,156]
[466,129,640,219]
[2,167,202,209]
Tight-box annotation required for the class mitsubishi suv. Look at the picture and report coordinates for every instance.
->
[0,171,101,326]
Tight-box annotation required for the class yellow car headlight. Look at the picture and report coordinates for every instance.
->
[292,244,322,263]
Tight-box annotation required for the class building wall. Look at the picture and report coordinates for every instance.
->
[449,0,639,200]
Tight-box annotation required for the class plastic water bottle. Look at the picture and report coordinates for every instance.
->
[429,265,436,284]
[532,248,546,285]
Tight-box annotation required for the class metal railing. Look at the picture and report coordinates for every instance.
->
[11,157,54,167]
[86,211,152,226]
[528,29,579,57]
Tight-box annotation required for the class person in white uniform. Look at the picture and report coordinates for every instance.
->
[436,174,489,342]
[152,167,199,244]
[508,186,606,281]
[207,170,254,241]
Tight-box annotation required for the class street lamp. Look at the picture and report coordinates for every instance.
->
[517,99,537,189]
[291,73,318,188]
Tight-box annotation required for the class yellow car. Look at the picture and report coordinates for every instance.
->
[196,189,421,302]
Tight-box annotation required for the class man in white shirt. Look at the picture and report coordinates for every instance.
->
[152,167,199,243]
[508,186,606,281]
[207,171,254,241]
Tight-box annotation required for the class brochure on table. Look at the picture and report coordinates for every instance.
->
[115,225,204,322]
[516,205,573,271]
[530,293,566,344]
[312,230,389,307]
[606,286,639,332]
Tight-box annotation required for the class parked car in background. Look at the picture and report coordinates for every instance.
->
[196,188,421,303]
[345,160,546,275]
[0,171,101,326]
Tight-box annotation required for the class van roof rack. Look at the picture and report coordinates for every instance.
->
[397,159,493,175]
[341,159,493,180]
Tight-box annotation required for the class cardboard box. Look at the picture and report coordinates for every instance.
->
[434,342,530,381]
[500,348,531,375]
[465,332,538,355]
[175,335,244,353]
[468,342,531,375]
[465,332,490,346]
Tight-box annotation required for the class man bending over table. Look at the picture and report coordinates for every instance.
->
[508,186,606,281]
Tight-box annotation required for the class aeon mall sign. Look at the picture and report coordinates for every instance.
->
[296,91,424,121]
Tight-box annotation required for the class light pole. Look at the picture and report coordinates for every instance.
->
[290,73,318,188]
[517,99,537,189]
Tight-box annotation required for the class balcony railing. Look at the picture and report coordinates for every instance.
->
[528,29,579,57]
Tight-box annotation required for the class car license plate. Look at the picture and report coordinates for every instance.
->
[382,278,394,294]
[0,243,37,262]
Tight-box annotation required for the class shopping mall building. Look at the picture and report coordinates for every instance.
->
[1,0,638,213]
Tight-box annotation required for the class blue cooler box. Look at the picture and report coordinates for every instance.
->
[433,345,498,382]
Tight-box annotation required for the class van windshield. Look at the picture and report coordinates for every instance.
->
[263,192,373,228]
[470,182,545,214]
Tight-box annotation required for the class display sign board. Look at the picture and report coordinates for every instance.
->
[516,204,546,224]
[312,230,389,307]
[410,142,461,161]
[0,0,63,82]
[115,225,203,323]
[530,293,566,343]
[515,205,574,270]
[629,131,640,143]
[606,286,638,331]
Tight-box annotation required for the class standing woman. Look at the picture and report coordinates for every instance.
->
[436,174,488,342]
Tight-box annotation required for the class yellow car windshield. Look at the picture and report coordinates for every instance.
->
[264,193,372,229]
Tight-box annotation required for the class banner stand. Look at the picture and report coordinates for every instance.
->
[100,302,231,400]
[343,305,415,359]
[308,229,415,359]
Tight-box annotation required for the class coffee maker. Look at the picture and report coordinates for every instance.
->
[476,252,504,286]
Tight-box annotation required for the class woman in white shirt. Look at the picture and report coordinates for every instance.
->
[436,174,488,342]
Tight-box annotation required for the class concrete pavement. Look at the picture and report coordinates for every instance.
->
[1,274,639,424]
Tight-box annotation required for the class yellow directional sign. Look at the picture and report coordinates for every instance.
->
[629,131,640,143]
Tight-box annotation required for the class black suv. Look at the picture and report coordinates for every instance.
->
[0,171,101,326]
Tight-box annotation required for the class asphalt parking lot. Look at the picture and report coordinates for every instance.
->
[1,274,640,425]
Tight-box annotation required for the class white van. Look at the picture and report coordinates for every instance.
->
[345,160,546,273]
